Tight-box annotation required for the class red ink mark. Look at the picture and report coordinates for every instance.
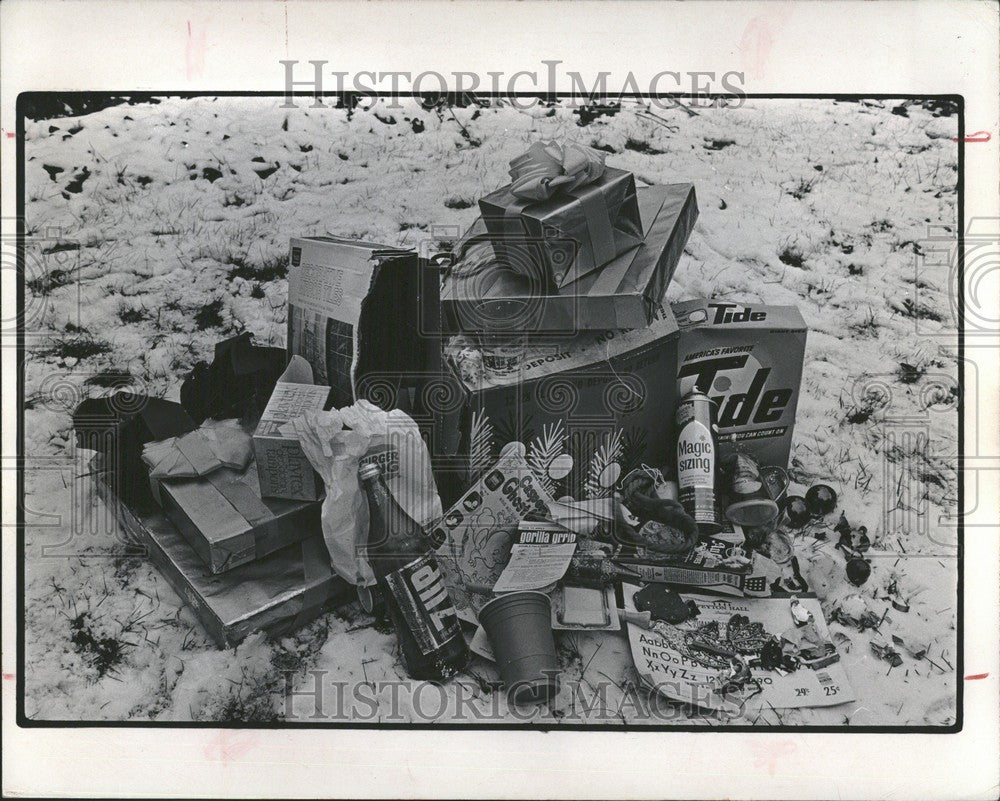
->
[2,673,15,680]
[185,20,206,81]
[751,740,797,776]
[952,131,991,143]
[204,731,258,763]
[739,17,776,80]
[5,132,15,139]
[964,672,989,680]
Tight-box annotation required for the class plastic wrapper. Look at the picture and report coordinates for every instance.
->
[142,419,253,479]
[293,400,442,587]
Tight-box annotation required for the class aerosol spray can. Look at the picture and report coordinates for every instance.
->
[675,390,722,533]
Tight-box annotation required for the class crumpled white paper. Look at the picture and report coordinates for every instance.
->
[293,400,442,587]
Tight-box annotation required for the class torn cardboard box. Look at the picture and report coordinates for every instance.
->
[672,300,807,469]
[444,184,697,334]
[253,356,331,501]
[445,306,681,501]
[286,235,441,412]
[96,463,349,649]
[154,461,321,574]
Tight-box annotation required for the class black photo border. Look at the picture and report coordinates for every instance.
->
[13,90,965,733]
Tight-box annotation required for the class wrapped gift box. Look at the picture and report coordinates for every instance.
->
[154,461,321,573]
[478,166,643,288]
[444,184,697,334]
[96,464,349,648]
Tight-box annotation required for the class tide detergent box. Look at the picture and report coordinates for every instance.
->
[672,300,807,470]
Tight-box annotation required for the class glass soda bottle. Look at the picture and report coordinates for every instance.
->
[359,462,469,681]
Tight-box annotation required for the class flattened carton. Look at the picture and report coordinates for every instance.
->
[672,300,807,470]
[445,306,680,501]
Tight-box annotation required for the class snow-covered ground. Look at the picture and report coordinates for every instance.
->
[21,96,959,724]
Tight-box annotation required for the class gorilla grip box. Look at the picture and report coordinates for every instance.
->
[672,300,807,470]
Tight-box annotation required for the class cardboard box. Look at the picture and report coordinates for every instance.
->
[286,236,441,412]
[253,357,330,501]
[96,464,350,649]
[479,166,643,288]
[155,462,321,573]
[672,300,807,469]
[444,306,681,501]
[443,184,698,334]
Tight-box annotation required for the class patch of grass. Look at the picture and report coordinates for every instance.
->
[118,305,148,324]
[194,299,225,330]
[788,177,816,200]
[778,245,806,268]
[704,138,735,151]
[213,679,282,722]
[870,219,894,233]
[844,393,886,425]
[589,141,617,154]
[63,167,91,195]
[70,613,129,678]
[920,98,958,117]
[896,297,943,322]
[26,268,73,296]
[624,137,666,155]
[84,369,135,389]
[896,362,924,384]
[574,103,620,126]
[42,164,65,182]
[226,254,287,283]
[46,336,111,360]
[443,196,474,210]
[893,239,924,255]
[849,308,881,338]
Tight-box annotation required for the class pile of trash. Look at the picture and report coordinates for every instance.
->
[73,140,893,717]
